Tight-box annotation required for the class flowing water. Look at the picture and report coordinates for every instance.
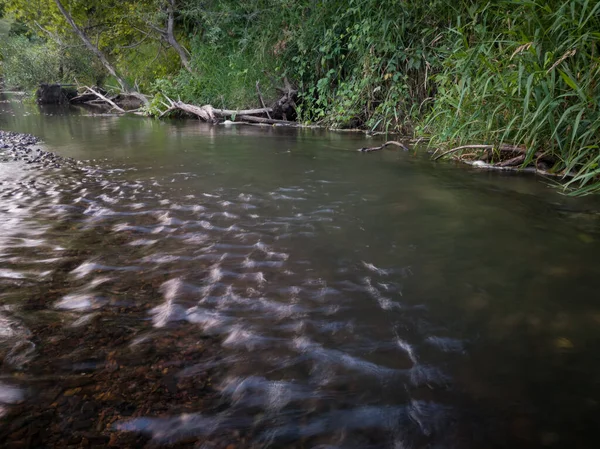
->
[1,98,600,448]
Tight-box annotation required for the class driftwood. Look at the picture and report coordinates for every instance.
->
[236,115,297,125]
[431,144,525,161]
[158,76,298,124]
[159,96,274,122]
[463,160,565,177]
[432,142,564,178]
[358,141,410,152]
[70,86,147,112]
[256,81,271,119]
[496,154,526,167]
[84,87,125,113]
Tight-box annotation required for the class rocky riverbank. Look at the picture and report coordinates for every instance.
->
[0,129,237,449]
[0,130,72,169]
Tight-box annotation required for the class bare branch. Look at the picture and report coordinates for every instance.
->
[358,141,410,153]
[85,86,125,113]
[431,144,524,161]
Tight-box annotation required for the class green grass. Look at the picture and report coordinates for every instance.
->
[421,0,600,195]
[0,18,12,38]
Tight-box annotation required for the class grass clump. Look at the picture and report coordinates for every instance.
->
[422,0,600,195]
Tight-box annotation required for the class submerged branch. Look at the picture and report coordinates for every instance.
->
[358,141,410,152]
[431,144,524,161]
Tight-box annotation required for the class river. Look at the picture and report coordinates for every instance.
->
[1,97,599,448]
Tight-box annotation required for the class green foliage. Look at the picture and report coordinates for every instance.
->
[422,0,600,195]
[0,34,99,89]
[0,36,60,88]
[3,0,600,194]
[151,36,277,109]
[272,0,455,130]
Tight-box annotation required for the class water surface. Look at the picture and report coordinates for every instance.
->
[1,98,599,448]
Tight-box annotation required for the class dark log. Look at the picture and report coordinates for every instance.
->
[237,115,296,125]
[270,77,298,121]
[36,83,77,104]
[496,154,526,167]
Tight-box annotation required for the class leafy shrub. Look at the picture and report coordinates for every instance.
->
[0,36,59,88]
[0,34,100,89]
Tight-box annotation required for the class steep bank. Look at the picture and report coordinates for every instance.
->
[1,0,598,194]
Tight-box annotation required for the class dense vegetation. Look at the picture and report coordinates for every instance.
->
[0,0,599,194]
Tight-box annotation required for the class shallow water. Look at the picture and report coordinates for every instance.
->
[1,98,600,448]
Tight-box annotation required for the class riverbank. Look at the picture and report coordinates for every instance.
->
[2,0,598,194]
[0,130,70,169]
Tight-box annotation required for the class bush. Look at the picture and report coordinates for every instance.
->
[0,35,100,89]
[0,36,60,88]
[151,36,277,110]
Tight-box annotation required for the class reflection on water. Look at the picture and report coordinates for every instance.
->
[1,97,600,448]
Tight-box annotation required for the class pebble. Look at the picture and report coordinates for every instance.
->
[0,130,75,169]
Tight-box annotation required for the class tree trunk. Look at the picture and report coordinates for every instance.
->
[166,0,192,73]
[53,0,131,92]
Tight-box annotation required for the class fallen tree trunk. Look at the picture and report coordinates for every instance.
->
[237,115,295,125]
[159,98,273,121]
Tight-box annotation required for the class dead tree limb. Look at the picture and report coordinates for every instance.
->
[159,98,273,121]
[165,0,192,73]
[237,115,295,125]
[53,0,129,92]
[432,144,524,161]
[214,107,273,116]
[359,141,410,152]
[496,154,526,167]
[462,160,565,177]
[85,87,125,113]
[256,81,271,119]
[53,0,149,105]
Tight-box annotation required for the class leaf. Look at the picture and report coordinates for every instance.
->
[558,69,579,91]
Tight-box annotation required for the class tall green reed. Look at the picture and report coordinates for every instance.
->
[423,0,600,195]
